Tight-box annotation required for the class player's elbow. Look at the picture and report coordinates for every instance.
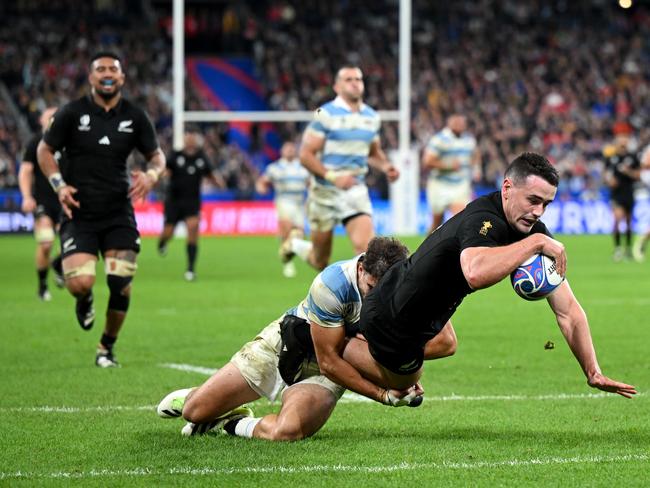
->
[463,268,488,290]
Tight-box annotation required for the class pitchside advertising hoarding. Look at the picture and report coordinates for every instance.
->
[2,196,648,236]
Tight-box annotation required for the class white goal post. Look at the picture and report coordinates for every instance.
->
[172,0,418,234]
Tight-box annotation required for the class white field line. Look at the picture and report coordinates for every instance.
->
[159,362,636,404]
[1,453,648,480]
[4,362,637,414]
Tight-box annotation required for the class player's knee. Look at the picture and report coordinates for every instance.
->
[268,420,308,441]
[442,334,458,357]
[105,258,137,313]
[66,274,95,296]
[39,241,54,255]
[181,399,211,424]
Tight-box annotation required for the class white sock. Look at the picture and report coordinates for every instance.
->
[291,238,313,261]
[234,417,262,438]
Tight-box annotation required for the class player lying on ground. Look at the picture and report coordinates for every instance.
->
[328,153,635,398]
[157,237,456,441]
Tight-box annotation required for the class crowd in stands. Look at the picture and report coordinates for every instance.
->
[1,0,650,201]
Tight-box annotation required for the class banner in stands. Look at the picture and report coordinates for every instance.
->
[1,197,648,235]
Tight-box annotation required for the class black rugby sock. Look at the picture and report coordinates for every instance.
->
[51,255,63,275]
[37,268,48,291]
[187,243,197,272]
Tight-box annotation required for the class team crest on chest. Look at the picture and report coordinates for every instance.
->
[78,114,91,131]
[479,221,492,236]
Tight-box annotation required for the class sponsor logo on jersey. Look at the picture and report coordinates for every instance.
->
[118,120,133,133]
[78,114,91,131]
[479,220,492,236]
[98,136,111,145]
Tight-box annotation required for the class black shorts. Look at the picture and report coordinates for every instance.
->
[611,191,635,212]
[59,211,140,259]
[359,289,447,375]
[164,198,200,225]
[34,202,61,223]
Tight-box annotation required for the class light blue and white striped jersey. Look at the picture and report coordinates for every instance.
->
[426,127,477,184]
[305,96,381,187]
[286,255,362,330]
[263,158,309,202]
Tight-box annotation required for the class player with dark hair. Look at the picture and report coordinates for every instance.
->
[326,152,634,400]
[37,52,166,367]
[18,107,64,300]
[157,237,456,441]
[281,66,399,271]
[604,134,640,261]
[157,128,225,281]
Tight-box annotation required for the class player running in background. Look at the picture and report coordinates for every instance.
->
[281,66,399,271]
[604,134,640,262]
[422,114,481,233]
[157,237,456,441]
[157,128,225,281]
[18,107,64,301]
[255,141,309,278]
[37,52,166,367]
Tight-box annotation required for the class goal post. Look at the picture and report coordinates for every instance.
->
[172,0,418,235]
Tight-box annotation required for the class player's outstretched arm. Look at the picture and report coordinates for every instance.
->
[311,324,415,406]
[547,281,637,399]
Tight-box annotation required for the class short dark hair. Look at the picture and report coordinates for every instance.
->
[335,65,362,81]
[363,237,409,280]
[89,52,122,70]
[504,152,559,187]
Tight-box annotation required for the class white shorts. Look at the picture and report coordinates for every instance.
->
[275,199,305,228]
[307,184,373,232]
[426,178,471,214]
[230,317,345,402]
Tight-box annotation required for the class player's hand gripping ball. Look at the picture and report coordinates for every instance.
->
[511,253,564,301]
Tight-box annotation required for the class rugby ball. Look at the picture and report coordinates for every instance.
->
[510,254,564,301]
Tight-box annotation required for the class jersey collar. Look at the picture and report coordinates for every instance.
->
[333,96,366,113]
[86,94,124,115]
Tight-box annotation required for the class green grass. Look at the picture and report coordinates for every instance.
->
[0,234,648,487]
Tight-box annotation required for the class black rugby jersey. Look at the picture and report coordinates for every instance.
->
[43,96,159,219]
[368,191,552,341]
[166,150,213,201]
[605,152,639,196]
[23,132,61,210]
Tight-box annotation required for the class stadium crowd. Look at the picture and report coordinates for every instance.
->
[1,0,649,199]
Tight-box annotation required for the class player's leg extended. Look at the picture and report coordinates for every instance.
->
[342,337,422,390]
[251,384,337,441]
[102,249,136,338]
[185,215,200,279]
[98,249,137,366]
[344,213,374,255]
[182,362,261,424]
[34,215,56,300]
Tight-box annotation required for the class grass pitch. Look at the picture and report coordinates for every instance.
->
[0,234,648,486]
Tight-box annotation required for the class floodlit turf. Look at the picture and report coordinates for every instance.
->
[0,234,648,486]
